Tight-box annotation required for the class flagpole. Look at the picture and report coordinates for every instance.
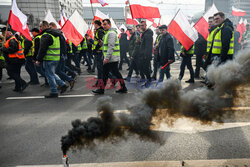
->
[168,8,180,27]
[90,0,95,36]
[3,0,11,45]
[158,16,161,27]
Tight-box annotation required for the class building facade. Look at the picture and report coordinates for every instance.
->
[6,0,83,27]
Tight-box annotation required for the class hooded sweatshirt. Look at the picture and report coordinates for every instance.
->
[37,28,61,62]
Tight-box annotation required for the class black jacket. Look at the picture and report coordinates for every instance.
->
[33,35,40,61]
[119,33,128,52]
[56,29,67,56]
[37,28,62,62]
[158,33,175,66]
[2,35,24,64]
[140,28,153,59]
[23,38,33,57]
[94,26,105,52]
[195,33,207,56]
[215,19,234,61]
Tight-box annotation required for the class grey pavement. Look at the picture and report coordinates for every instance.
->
[0,57,250,167]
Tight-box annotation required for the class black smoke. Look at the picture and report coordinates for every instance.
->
[61,49,250,154]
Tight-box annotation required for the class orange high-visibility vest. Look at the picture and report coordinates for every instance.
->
[4,36,25,59]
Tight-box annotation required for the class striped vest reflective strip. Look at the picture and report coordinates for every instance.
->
[103,29,120,58]
[43,32,60,61]
[212,23,234,55]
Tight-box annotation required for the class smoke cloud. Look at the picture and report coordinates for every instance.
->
[61,49,250,154]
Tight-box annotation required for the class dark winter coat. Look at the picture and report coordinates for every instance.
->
[140,28,153,60]
[158,33,175,66]
[195,33,207,56]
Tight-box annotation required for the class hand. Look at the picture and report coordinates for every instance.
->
[168,60,173,63]
[103,59,109,64]
[98,40,103,46]
[35,61,40,66]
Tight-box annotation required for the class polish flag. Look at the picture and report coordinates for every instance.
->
[147,19,157,28]
[232,6,246,16]
[61,10,89,46]
[236,18,246,43]
[93,9,109,23]
[44,9,60,29]
[8,0,32,41]
[168,9,198,51]
[110,17,121,34]
[129,0,161,19]
[59,9,67,28]
[126,13,138,25]
[90,0,108,7]
[194,4,218,40]
[244,18,248,27]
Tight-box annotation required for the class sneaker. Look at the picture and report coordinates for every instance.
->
[29,81,40,85]
[116,87,127,93]
[69,80,75,89]
[13,88,21,92]
[21,82,28,92]
[151,76,157,81]
[60,85,69,94]
[41,83,49,87]
[185,79,194,83]
[45,93,58,98]
[92,89,104,94]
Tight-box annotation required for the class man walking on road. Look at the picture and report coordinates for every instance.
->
[139,20,153,86]
[1,28,27,92]
[36,21,68,98]
[92,19,127,94]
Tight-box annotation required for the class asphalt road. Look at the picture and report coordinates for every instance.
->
[0,58,250,167]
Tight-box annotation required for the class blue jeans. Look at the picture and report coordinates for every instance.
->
[25,57,39,83]
[158,65,171,82]
[44,61,65,94]
[56,55,73,82]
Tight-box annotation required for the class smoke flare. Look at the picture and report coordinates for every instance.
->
[61,50,250,154]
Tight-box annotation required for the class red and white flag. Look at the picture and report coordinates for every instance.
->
[8,0,32,41]
[244,18,248,26]
[147,19,157,28]
[168,9,198,51]
[232,6,246,16]
[59,9,67,28]
[129,0,161,19]
[44,9,60,29]
[194,4,218,40]
[61,10,88,46]
[93,9,109,23]
[90,0,108,7]
[236,18,246,43]
[126,13,139,25]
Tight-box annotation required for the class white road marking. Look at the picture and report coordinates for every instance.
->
[6,94,95,100]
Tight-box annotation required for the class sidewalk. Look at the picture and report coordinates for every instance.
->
[16,158,250,167]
